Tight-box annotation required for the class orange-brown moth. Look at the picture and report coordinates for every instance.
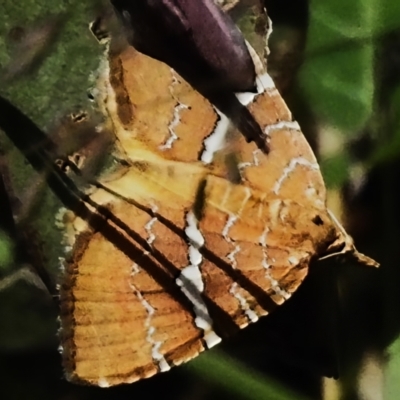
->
[57,6,377,387]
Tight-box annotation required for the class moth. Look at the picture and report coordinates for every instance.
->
[56,4,377,387]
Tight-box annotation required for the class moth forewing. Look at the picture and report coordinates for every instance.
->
[58,10,378,388]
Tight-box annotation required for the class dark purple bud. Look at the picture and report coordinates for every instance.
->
[111,0,266,152]
[111,0,256,92]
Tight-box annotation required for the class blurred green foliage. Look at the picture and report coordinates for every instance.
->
[0,0,103,354]
[299,0,400,134]
[296,1,400,398]
[0,0,102,127]
[386,339,400,398]
[298,0,400,187]
[299,0,375,135]
[0,231,13,270]
[187,351,311,400]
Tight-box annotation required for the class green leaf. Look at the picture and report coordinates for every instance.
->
[368,84,400,166]
[298,0,375,135]
[320,151,351,188]
[185,351,311,400]
[374,0,400,36]
[0,231,13,269]
[385,336,400,398]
